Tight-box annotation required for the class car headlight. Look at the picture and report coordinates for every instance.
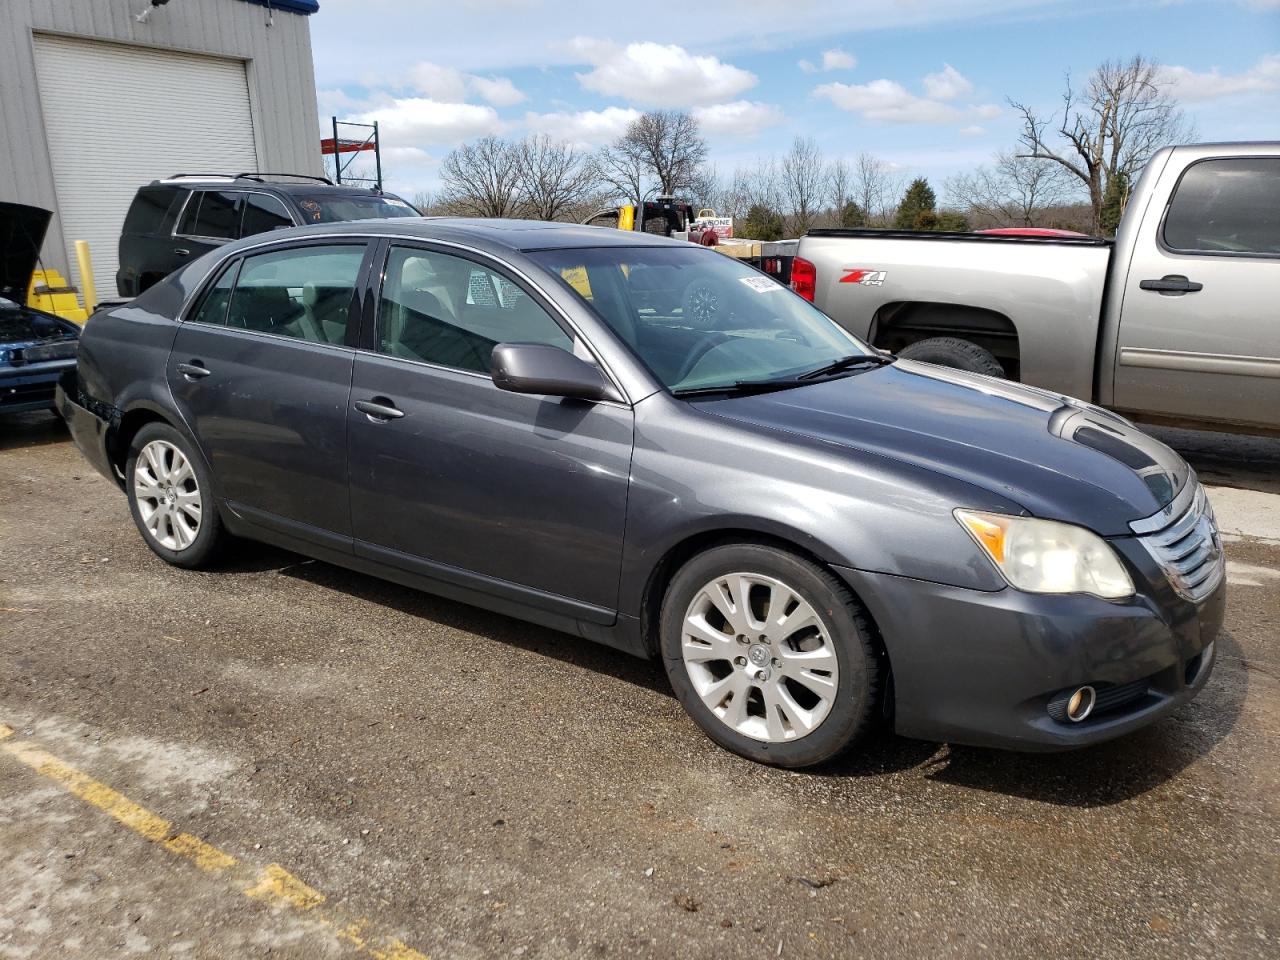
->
[955,509,1134,599]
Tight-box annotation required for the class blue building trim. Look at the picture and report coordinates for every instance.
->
[236,0,320,15]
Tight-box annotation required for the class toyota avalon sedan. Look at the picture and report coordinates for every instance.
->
[58,218,1224,768]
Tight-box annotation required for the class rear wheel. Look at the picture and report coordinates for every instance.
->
[660,543,880,768]
[898,336,1005,377]
[125,423,223,568]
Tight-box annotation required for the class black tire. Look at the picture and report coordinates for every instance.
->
[125,422,224,569]
[659,542,881,768]
[898,336,1005,377]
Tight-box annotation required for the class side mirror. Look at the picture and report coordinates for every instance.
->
[490,342,620,402]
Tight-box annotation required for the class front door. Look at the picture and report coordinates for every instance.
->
[1112,155,1280,431]
[167,240,369,545]
[347,243,634,617]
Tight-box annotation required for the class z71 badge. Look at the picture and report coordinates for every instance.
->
[840,269,887,286]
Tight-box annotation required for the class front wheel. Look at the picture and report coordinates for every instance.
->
[660,543,881,768]
[125,422,223,568]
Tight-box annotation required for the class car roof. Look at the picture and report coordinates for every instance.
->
[228,217,691,253]
[148,177,397,198]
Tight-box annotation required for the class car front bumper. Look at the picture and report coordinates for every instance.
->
[835,559,1224,751]
[1,358,77,414]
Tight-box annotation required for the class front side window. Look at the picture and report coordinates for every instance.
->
[296,194,418,224]
[1163,157,1280,256]
[240,194,294,237]
[178,191,242,240]
[377,246,572,372]
[532,247,870,392]
[225,244,365,344]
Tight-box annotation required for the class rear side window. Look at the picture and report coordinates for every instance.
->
[1163,158,1280,256]
[226,244,365,345]
[241,194,294,237]
[123,186,181,234]
[188,263,238,327]
[178,191,242,240]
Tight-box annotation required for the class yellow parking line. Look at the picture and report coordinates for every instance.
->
[0,724,428,959]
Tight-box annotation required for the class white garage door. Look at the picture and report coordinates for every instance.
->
[33,34,258,298]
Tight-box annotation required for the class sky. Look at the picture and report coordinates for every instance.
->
[308,0,1280,205]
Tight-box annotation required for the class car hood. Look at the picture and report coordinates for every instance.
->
[0,201,52,307]
[698,359,1187,536]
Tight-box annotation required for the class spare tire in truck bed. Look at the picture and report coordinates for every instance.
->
[897,336,1005,377]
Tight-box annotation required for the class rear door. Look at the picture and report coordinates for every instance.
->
[346,242,634,618]
[171,190,244,272]
[168,240,371,548]
[1112,155,1280,430]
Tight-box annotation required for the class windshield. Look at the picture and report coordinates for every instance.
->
[532,246,873,393]
[296,194,419,224]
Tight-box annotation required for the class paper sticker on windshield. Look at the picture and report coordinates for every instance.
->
[739,275,782,293]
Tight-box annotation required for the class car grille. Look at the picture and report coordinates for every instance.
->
[1134,482,1224,604]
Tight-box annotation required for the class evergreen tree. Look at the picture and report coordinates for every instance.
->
[838,200,867,228]
[1099,171,1131,236]
[740,203,785,241]
[894,178,937,229]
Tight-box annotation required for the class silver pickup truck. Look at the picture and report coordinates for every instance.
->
[794,142,1280,436]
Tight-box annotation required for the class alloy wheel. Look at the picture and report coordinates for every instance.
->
[133,439,202,551]
[681,572,839,742]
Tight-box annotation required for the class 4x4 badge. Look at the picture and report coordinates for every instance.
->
[840,269,887,286]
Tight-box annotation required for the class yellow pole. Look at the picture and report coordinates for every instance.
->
[74,240,97,317]
[618,204,635,232]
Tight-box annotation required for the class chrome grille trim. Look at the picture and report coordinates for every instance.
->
[1132,479,1224,604]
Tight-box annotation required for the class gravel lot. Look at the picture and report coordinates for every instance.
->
[2,411,1277,959]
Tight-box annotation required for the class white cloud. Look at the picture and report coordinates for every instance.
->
[470,75,526,107]
[407,62,469,102]
[358,98,504,144]
[317,87,370,116]
[1158,53,1280,102]
[814,64,997,124]
[958,125,986,137]
[692,100,785,137]
[523,106,641,147]
[922,64,972,101]
[569,37,757,107]
[799,48,857,74]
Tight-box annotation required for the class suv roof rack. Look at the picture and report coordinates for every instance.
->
[161,172,336,186]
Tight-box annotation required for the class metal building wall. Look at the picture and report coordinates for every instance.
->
[0,0,323,277]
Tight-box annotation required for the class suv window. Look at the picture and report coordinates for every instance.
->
[226,244,365,344]
[177,190,242,240]
[1163,157,1280,256]
[123,186,181,234]
[241,193,294,237]
[377,246,572,372]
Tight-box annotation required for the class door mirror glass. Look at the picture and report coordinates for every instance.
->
[490,342,618,402]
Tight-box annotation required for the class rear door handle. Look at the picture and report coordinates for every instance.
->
[174,248,191,258]
[354,398,405,421]
[176,361,211,380]
[1139,275,1203,295]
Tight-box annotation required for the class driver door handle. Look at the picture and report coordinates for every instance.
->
[354,398,405,421]
[174,248,191,258]
[1139,275,1203,295]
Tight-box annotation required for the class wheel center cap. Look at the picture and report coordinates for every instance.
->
[747,644,770,667]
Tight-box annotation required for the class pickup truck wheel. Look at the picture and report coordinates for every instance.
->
[898,336,1005,378]
[125,423,224,569]
[660,543,880,768]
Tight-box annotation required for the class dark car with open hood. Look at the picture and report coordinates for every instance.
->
[1,201,80,415]
[58,218,1225,768]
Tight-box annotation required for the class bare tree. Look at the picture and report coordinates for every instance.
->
[439,136,523,218]
[684,164,721,209]
[515,135,599,221]
[780,136,828,235]
[1011,56,1194,231]
[945,152,1079,227]
[852,153,902,226]
[598,110,708,201]
[828,158,852,212]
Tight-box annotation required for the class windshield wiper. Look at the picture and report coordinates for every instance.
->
[797,353,895,380]
[671,378,813,399]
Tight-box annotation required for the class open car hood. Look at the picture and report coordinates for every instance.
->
[0,201,52,307]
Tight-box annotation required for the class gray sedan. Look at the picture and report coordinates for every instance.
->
[58,218,1224,768]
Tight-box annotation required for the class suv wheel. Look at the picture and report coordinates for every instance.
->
[125,423,223,568]
[660,543,881,768]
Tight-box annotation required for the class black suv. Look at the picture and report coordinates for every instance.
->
[116,173,418,297]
